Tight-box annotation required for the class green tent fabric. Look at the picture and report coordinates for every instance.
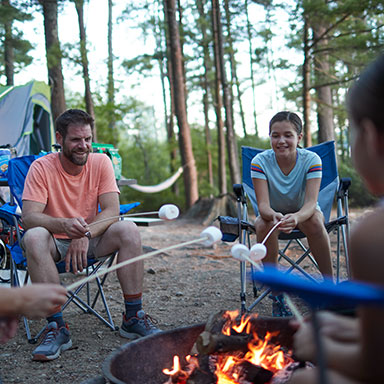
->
[0,81,54,156]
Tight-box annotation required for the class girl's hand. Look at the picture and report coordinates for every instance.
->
[279,213,298,233]
[273,212,284,224]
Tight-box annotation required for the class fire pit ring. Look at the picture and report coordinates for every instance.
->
[102,317,294,384]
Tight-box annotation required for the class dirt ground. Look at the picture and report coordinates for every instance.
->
[0,209,370,384]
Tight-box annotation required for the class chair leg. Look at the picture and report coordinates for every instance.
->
[247,288,271,312]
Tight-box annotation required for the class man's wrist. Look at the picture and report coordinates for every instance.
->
[85,231,92,240]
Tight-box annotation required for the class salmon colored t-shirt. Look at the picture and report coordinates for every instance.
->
[22,153,120,238]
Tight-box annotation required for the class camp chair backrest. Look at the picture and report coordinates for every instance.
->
[241,141,338,223]
[8,155,41,209]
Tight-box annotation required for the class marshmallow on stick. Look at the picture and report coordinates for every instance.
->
[248,221,282,261]
[88,204,180,227]
[66,226,222,292]
[230,243,304,324]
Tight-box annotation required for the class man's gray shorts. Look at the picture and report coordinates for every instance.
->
[54,236,102,262]
[21,233,105,263]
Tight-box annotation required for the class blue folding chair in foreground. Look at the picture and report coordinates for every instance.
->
[251,266,384,384]
[2,154,140,343]
[218,141,351,313]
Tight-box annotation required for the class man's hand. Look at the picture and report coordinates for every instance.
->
[62,217,89,239]
[65,237,90,273]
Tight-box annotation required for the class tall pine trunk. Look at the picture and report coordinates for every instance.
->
[313,24,334,143]
[3,0,14,85]
[196,0,214,193]
[211,0,227,194]
[74,0,96,140]
[165,0,198,208]
[245,0,258,136]
[224,0,247,138]
[163,0,179,195]
[107,0,116,144]
[40,0,66,121]
[302,16,312,147]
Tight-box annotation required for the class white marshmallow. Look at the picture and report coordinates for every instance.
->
[249,243,267,261]
[200,226,222,246]
[158,204,180,220]
[231,244,250,262]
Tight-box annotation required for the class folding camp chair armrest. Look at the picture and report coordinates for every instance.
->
[337,177,351,198]
[233,183,246,204]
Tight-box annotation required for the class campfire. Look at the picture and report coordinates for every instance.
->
[162,310,301,384]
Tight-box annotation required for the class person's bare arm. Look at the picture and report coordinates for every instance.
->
[85,192,120,238]
[252,178,283,222]
[0,285,68,343]
[0,285,67,318]
[64,192,120,273]
[279,177,320,233]
[22,200,88,238]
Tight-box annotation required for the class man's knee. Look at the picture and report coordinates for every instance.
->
[110,220,141,247]
[23,227,51,248]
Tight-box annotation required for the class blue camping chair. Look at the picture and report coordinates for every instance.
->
[0,154,140,343]
[218,141,351,313]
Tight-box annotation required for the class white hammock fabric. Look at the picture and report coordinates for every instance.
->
[125,167,183,193]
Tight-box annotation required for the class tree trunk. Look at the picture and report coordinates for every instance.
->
[196,0,214,194]
[163,0,179,195]
[107,0,116,144]
[313,24,334,143]
[176,0,188,107]
[3,0,14,86]
[214,0,240,186]
[245,0,258,136]
[211,0,227,195]
[40,0,66,121]
[224,0,247,138]
[165,0,199,208]
[74,0,97,140]
[302,16,311,147]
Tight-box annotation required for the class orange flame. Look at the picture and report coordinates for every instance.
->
[163,355,181,375]
[163,311,293,384]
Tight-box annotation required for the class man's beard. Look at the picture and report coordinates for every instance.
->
[62,146,90,166]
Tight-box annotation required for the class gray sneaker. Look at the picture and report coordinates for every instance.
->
[32,322,72,361]
[119,310,161,339]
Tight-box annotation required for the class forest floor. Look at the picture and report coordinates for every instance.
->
[0,207,372,384]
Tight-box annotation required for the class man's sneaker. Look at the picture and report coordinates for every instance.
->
[32,322,72,361]
[119,310,161,339]
[270,294,293,318]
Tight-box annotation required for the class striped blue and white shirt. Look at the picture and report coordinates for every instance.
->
[250,148,322,214]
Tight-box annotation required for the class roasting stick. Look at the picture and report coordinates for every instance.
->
[66,226,222,292]
[231,243,304,324]
[261,220,282,245]
[88,204,180,227]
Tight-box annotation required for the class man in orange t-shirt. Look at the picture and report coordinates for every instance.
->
[22,109,160,362]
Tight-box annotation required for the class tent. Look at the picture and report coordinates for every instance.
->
[0,81,54,156]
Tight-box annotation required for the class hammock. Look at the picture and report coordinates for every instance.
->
[125,167,183,193]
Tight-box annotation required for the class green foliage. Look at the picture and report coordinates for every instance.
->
[338,157,378,207]
[0,1,33,78]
